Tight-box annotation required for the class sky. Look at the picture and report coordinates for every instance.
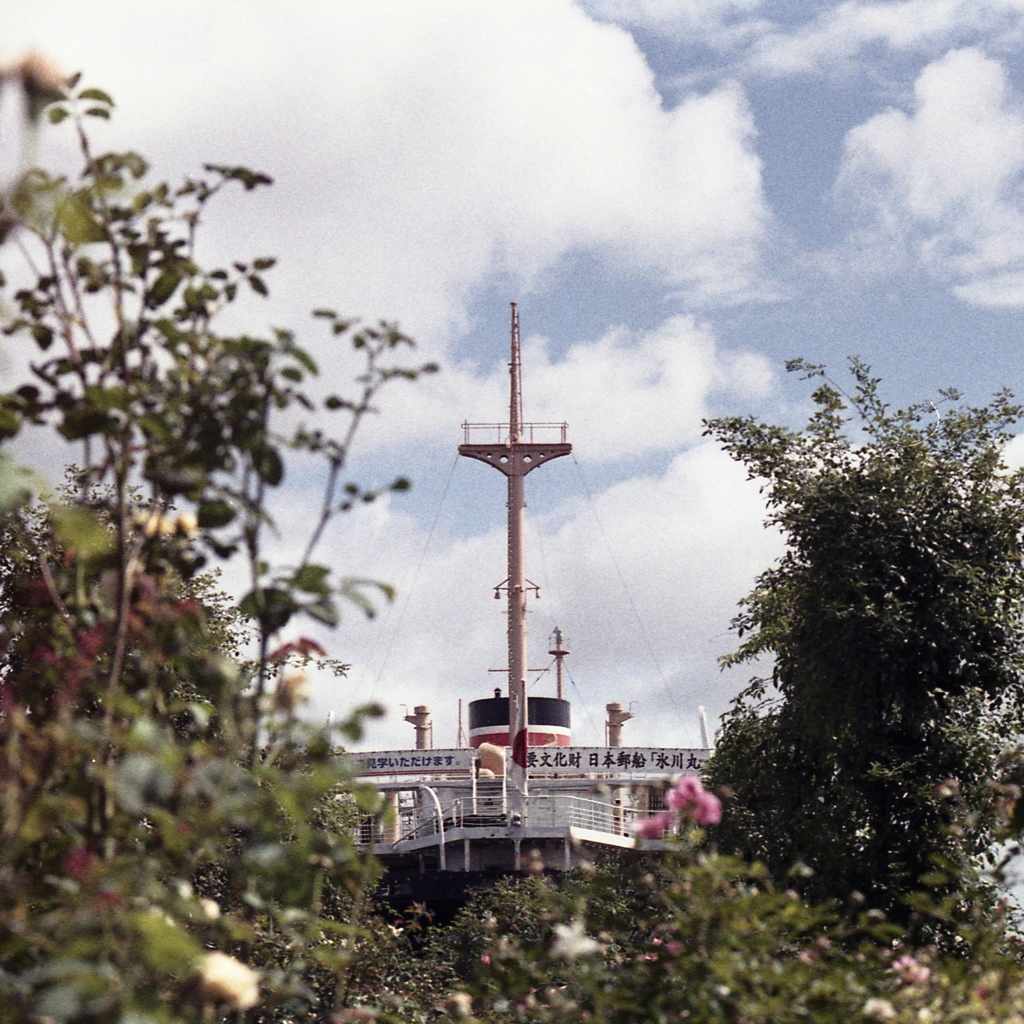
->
[4,0,1024,751]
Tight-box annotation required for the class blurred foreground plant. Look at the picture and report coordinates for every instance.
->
[0,78,434,1022]
[420,816,1024,1024]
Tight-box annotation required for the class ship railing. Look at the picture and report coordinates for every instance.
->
[355,799,472,847]
[460,421,569,445]
[526,793,638,837]
[356,794,637,844]
[471,777,507,816]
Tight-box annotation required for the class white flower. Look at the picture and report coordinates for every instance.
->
[444,991,473,1018]
[551,920,600,959]
[863,997,897,1020]
[198,951,260,1009]
[199,897,221,922]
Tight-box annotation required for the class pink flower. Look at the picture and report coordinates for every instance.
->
[892,954,930,985]
[63,846,96,882]
[691,790,722,826]
[633,810,676,839]
[666,775,702,810]
[666,775,722,826]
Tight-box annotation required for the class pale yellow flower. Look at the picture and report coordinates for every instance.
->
[551,920,600,959]
[275,667,309,713]
[198,951,259,1009]
[176,512,199,538]
[863,997,897,1020]
[199,898,221,922]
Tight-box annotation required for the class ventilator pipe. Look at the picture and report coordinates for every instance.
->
[605,702,634,747]
[404,705,433,750]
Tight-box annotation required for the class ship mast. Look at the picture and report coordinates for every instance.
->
[458,304,571,822]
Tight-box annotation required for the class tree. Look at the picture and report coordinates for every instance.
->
[702,359,1024,918]
[0,78,434,1022]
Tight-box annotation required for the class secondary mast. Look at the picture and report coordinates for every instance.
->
[458,304,571,822]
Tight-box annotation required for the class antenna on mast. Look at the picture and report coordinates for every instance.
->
[458,304,571,823]
[510,301,523,442]
[549,627,569,701]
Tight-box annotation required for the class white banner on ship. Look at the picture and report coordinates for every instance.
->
[525,747,711,775]
[349,749,474,776]
[348,746,712,778]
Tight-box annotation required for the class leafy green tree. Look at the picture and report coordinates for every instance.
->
[703,359,1024,917]
[0,78,434,1022]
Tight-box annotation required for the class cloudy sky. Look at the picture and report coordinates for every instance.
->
[5,0,1024,751]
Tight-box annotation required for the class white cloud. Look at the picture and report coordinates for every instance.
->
[0,0,771,349]
[0,1,785,757]
[290,4,770,323]
[747,0,1024,78]
[178,306,779,751]
[522,316,772,459]
[355,315,773,463]
[579,0,767,46]
[318,440,779,751]
[831,47,1024,304]
[1002,431,1024,468]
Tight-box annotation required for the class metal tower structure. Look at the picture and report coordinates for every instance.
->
[458,303,571,821]
[549,627,569,701]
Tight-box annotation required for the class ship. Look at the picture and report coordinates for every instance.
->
[351,304,712,905]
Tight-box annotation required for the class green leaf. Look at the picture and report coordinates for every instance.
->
[291,347,318,375]
[51,504,111,557]
[193,654,239,701]
[78,87,114,105]
[253,444,283,486]
[133,911,202,977]
[90,386,129,412]
[239,587,297,633]
[0,407,21,440]
[293,564,330,594]
[304,596,339,627]
[0,456,35,511]
[58,406,110,441]
[56,195,107,245]
[248,274,268,297]
[31,324,54,350]
[337,578,395,620]
[47,106,68,124]
[197,499,236,529]
[147,268,182,308]
[84,107,110,119]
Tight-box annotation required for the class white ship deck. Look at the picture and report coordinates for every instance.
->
[350,745,713,872]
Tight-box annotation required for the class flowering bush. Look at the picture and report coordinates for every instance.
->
[633,774,722,839]
[411,847,1024,1024]
[0,77,432,1023]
